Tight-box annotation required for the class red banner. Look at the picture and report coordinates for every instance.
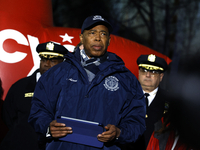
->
[0,0,171,99]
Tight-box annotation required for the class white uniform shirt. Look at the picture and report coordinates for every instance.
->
[143,87,158,106]
[36,72,41,82]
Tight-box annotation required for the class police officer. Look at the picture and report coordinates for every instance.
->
[0,42,68,150]
[131,54,169,149]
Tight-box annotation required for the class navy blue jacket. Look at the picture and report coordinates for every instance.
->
[28,50,146,150]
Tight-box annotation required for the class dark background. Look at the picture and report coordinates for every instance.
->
[51,0,200,86]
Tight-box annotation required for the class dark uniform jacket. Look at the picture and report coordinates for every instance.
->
[130,87,169,150]
[0,69,40,150]
[145,87,169,147]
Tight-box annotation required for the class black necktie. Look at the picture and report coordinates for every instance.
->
[144,93,149,109]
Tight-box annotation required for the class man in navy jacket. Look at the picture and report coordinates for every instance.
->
[28,15,146,150]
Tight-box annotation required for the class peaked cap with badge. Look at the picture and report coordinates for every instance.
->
[36,41,68,59]
[81,15,113,34]
[137,54,168,72]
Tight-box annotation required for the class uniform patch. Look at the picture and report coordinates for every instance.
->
[104,76,119,91]
[24,92,34,97]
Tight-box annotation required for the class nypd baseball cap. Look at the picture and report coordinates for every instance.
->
[137,54,168,72]
[36,41,68,59]
[81,15,113,34]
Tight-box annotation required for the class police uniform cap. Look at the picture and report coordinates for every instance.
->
[36,41,68,59]
[137,54,168,72]
[81,15,113,34]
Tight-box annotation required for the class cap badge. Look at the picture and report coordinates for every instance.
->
[148,54,156,62]
[93,15,104,21]
[46,42,54,51]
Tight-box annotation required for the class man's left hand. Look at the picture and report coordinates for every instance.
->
[97,124,120,142]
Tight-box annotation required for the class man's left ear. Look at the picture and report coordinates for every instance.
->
[160,73,164,81]
[108,37,111,46]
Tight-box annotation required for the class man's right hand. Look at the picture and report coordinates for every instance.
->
[49,120,72,138]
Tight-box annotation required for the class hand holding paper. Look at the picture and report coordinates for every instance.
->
[50,120,73,138]
[56,116,104,148]
[97,124,121,142]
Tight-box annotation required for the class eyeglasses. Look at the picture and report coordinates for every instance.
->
[139,68,161,76]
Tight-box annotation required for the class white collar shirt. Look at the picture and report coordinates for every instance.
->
[36,72,41,82]
[143,87,158,106]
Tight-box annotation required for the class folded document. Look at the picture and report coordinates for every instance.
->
[57,116,104,148]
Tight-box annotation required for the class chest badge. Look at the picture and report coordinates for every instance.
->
[24,92,34,97]
[104,76,119,91]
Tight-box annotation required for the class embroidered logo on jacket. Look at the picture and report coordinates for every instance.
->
[104,76,119,91]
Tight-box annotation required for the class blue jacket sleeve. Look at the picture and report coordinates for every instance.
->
[28,72,60,136]
[116,77,146,144]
